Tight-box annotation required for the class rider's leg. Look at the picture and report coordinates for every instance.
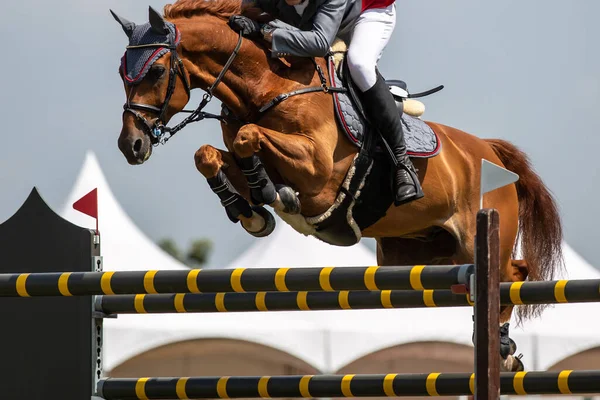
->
[346,4,423,206]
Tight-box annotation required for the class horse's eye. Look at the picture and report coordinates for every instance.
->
[147,65,166,81]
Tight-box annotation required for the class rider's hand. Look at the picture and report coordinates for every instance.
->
[228,15,262,39]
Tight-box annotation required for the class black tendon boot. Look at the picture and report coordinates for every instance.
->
[360,75,424,206]
[207,169,253,223]
[238,154,277,206]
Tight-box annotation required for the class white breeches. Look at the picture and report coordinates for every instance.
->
[347,4,396,92]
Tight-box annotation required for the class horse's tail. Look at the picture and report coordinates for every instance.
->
[485,139,564,321]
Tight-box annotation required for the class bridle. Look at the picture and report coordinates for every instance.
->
[122,32,244,145]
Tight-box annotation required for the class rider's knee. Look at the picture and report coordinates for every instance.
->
[347,50,372,75]
[346,51,376,91]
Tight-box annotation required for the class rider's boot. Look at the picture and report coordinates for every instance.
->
[360,74,424,206]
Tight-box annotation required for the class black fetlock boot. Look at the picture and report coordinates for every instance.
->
[500,322,518,359]
[499,322,511,359]
[360,74,424,206]
[238,154,277,206]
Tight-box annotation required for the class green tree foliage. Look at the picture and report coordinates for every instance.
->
[186,239,213,267]
[157,238,185,263]
[157,237,213,268]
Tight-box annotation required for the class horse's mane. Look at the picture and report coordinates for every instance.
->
[163,0,241,20]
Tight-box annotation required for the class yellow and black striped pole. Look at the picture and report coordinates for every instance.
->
[95,289,471,314]
[0,264,473,297]
[502,278,600,305]
[95,278,600,314]
[96,370,600,399]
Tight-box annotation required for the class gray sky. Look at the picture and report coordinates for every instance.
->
[1,0,599,270]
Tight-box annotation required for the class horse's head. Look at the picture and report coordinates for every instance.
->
[111,6,191,165]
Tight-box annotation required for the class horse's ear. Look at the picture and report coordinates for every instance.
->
[148,6,169,35]
[110,9,136,38]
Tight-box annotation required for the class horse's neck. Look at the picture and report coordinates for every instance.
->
[179,18,277,119]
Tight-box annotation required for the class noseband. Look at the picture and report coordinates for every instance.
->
[122,32,243,145]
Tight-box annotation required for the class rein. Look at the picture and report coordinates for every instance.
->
[259,60,346,113]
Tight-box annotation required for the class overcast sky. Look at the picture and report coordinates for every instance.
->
[1,0,599,270]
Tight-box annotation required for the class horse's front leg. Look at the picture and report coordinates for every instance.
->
[194,144,275,237]
[232,123,333,234]
[233,124,318,215]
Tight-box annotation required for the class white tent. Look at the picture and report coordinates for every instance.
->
[60,151,188,273]
[59,151,600,375]
[224,215,378,269]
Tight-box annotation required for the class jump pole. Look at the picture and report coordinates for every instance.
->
[97,370,600,399]
[0,264,475,297]
[94,277,600,314]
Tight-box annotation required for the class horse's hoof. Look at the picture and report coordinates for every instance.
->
[509,338,517,355]
[500,354,525,372]
[245,206,276,238]
[511,354,525,371]
[276,184,301,215]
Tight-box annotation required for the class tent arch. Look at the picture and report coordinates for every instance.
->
[546,345,600,371]
[336,340,474,375]
[109,337,320,377]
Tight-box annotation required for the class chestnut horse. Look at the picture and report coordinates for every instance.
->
[112,1,562,370]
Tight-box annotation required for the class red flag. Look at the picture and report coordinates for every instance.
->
[73,188,99,233]
[73,188,98,218]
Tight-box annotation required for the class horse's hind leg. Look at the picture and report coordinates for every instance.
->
[489,186,527,371]
[194,145,275,237]
[448,193,525,372]
[376,231,457,267]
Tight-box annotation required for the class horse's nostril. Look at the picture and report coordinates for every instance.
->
[133,139,142,153]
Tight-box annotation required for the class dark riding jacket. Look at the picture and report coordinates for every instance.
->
[256,0,361,58]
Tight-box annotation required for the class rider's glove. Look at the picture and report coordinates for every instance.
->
[228,15,262,39]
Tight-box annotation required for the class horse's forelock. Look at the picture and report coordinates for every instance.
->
[164,0,242,21]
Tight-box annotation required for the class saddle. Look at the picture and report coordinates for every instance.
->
[327,47,441,157]
[307,44,443,246]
